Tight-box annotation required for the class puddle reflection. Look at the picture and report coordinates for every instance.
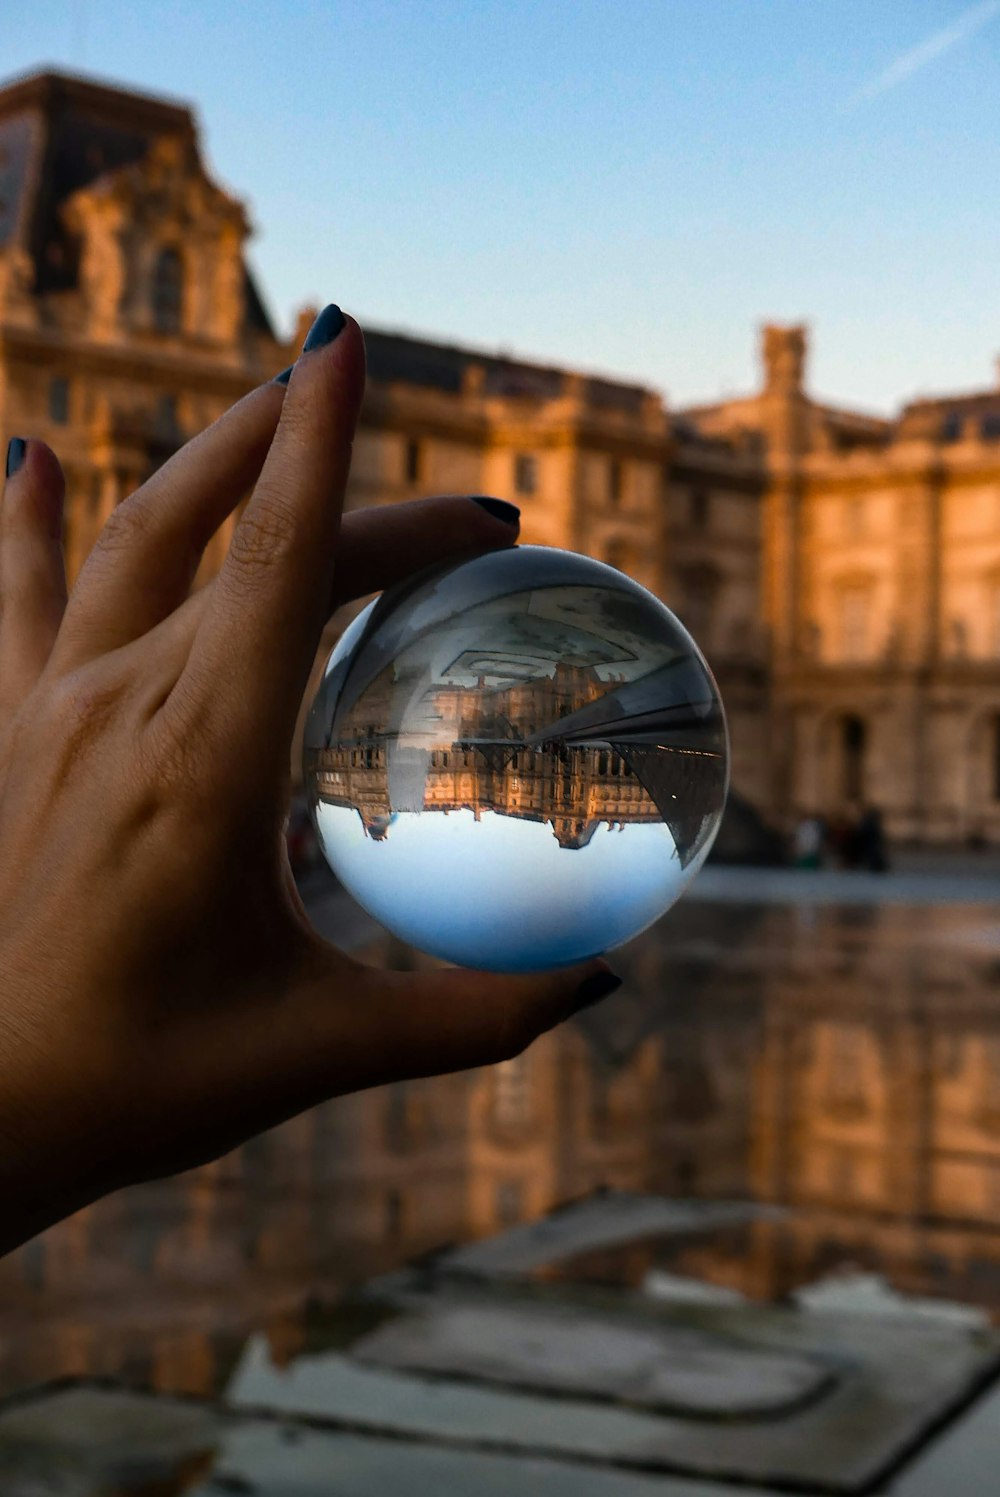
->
[2,894,999,1399]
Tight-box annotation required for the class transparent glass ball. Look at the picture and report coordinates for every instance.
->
[304,546,729,972]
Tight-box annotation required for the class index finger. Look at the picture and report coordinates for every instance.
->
[182,305,363,754]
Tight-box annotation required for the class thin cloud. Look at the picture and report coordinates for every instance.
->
[850,0,1000,105]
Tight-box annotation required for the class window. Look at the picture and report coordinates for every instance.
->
[941,411,963,442]
[155,393,179,438]
[152,247,183,333]
[839,586,870,661]
[384,1187,405,1240]
[495,1179,523,1228]
[404,437,422,484]
[493,1055,531,1128]
[982,412,1000,440]
[514,452,537,495]
[48,376,70,424]
[609,458,623,506]
[844,497,865,539]
[841,715,867,803]
[690,489,710,529]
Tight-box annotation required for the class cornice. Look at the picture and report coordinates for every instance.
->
[0,69,195,138]
[0,325,277,393]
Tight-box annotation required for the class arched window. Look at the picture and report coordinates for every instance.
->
[841,714,867,803]
[152,247,183,333]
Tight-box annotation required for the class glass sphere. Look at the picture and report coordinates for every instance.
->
[304,546,729,972]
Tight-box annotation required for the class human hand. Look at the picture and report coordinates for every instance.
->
[0,306,619,1255]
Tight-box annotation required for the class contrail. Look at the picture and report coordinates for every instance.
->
[850,0,1000,105]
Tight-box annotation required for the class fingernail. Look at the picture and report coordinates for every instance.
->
[5,438,26,479]
[302,303,346,352]
[572,969,623,1014]
[272,364,294,386]
[471,496,520,526]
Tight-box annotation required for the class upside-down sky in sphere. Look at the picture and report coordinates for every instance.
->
[5,0,999,412]
[304,547,728,971]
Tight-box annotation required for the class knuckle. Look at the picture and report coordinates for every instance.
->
[227,501,302,575]
[95,497,154,555]
[47,668,120,736]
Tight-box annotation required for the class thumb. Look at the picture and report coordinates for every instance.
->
[361,960,624,1082]
[275,950,623,1105]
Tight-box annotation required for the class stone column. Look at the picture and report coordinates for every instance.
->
[759,325,810,667]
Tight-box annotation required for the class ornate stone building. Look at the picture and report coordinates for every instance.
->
[0,70,284,583]
[687,326,1000,843]
[2,68,998,841]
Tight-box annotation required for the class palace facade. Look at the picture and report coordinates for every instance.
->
[1,69,998,841]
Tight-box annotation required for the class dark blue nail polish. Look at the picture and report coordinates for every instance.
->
[272,364,294,386]
[471,496,520,526]
[5,438,26,479]
[302,304,346,353]
[572,970,622,1013]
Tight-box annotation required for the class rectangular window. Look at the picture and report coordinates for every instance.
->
[155,393,179,438]
[495,1179,524,1228]
[839,587,870,662]
[493,1056,531,1128]
[690,489,709,529]
[514,452,538,496]
[844,498,865,539]
[609,458,623,506]
[404,438,422,484]
[48,376,70,425]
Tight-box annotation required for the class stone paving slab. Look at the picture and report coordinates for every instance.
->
[227,1290,1000,1494]
[0,1384,785,1497]
[436,1191,778,1279]
[352,1300,834,1418]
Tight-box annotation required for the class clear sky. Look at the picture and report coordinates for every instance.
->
[5,0,1000,413]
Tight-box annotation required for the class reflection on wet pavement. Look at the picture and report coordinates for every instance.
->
[1,884,1000,1409]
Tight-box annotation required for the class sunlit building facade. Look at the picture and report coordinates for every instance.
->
[1,69,999,840]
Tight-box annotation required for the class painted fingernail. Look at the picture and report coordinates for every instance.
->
[272,364,294,386]
[302,303,346,352]
[5,438,26,479]
[471,496,520,526]
[572,969,623,1014]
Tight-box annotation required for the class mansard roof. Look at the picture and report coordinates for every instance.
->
[898,386,1000,440]
[364,326,655,415]
[0,67,275,335]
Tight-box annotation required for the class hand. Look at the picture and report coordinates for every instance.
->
[0,306,619,1256]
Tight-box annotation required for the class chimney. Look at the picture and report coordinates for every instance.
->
[761,323,808,396]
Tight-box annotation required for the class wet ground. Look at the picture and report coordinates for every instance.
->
[1,861,998,1410]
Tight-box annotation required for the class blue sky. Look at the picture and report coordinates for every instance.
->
[6,1,1000,412]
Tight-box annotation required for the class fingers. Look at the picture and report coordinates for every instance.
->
[133,493,524,682]
[0,439,68,713]
[179,306,365,759]
[330,495,520,609]
[51,381,287,670]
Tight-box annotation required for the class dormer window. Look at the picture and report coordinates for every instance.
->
[152,247,183,333]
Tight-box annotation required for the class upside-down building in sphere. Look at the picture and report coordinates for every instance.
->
[0,68,998,842]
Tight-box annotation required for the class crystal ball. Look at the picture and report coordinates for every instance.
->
[304,546,729,972]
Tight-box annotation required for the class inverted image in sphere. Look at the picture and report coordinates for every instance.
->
[304,546,729,971]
